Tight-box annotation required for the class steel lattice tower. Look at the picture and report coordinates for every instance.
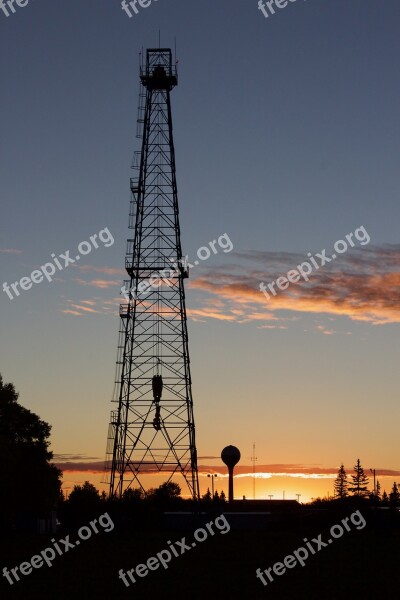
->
[105,49,200,500]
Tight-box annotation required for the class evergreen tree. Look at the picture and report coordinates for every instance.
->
[334,464,349,498]
[213,490,220,502]
[389,482,400,507]
[375,480,381,500]
[201,488,212,502]
[348,459,369,497]
[381,490,389,506]
[220,490,227,503]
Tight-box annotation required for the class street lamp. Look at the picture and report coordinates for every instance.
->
[207,473,218,497]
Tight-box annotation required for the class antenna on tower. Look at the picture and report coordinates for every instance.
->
[249,442,257,500]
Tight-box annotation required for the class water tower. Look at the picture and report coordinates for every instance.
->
[221,445,241,504]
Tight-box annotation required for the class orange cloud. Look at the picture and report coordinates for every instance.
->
[59,245,400,325]
[60,295,122,317]
[53,460,400,479]
[61,301,101,316]
[72,265,125,276]
[187,245,400,325]
[55,461,106,473]
[73,278,119,289]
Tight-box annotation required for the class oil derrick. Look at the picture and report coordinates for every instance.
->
[105,49,200,500]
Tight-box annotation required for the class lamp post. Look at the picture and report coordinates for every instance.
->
[207,473,218,497]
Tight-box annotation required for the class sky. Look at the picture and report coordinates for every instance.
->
[1,0,399,502]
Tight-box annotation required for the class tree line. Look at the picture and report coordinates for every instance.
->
[333,459,399,506]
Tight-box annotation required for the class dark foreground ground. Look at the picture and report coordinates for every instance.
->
[1,511,398,600]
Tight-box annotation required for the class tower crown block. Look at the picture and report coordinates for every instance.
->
[140,48,178,90]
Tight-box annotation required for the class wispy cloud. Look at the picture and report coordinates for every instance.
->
[73,278,120,289]
[53,459,400,479]
[199,463,400,478]
[187,244,400,325]
[60,296,120,316]
[0,248,22,254]
[67,264,123,293]
[72,265,125,276]
[59,245,400,325]
[61,301,102,316]
[53,454,101,461]
[54,461,106,473]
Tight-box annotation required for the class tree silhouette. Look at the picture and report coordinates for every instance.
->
[389,482,400,507]
[0,374,62,528]
[122,488,145,503]
[334,464,349,498]
[145,481,182,508]
[375,480,381,500]
[348,459,369,497]
[201,487,212,502]
[153,481,181,501]
[61,481,103,526]
[68,481,101,508]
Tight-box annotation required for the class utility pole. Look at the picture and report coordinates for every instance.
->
[370,468,376,495]
[250,442,257,500]
[207,473,218,497]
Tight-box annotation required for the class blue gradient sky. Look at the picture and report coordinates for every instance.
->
[1,0,399,500]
